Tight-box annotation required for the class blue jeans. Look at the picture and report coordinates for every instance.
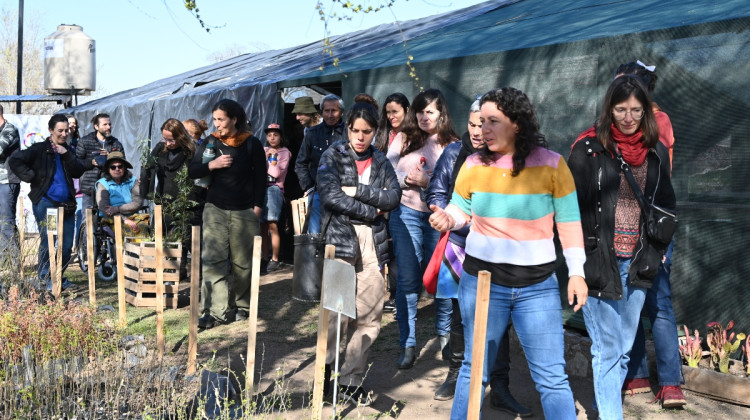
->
[389,204,451,348]
[32,197,75,283]
[451,272,576,420]
[583,258,647,419]
[627,240,682,386]
[261,186,284,223]
[306,191,322,234]
[0,183,20,260]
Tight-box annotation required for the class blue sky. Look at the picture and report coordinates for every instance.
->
[4,0,487,97]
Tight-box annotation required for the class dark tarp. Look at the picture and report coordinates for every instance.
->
[64,0,750,332]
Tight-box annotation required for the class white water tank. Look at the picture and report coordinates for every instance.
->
[44,24,96,95]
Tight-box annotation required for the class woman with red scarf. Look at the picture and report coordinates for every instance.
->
[568,75,675,419]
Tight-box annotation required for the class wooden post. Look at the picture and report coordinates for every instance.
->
[46,208,61,299]
[291,199,301,235]
[245,236,262,401]
[311,244,336,420]
[85,209,96,306]
[154,205,165,361]
[467,270,491,420]
[55,207,63,295]
[18,198,24,279]
[187,225,201,376]
[46,228,57,297]
[114,216,126,328]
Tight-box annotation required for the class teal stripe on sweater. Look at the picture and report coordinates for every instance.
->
[553,191,583,223]
[469,192,554,220]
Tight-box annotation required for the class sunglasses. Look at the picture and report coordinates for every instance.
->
[109,164,125,170]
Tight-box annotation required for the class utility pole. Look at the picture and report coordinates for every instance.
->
[16,0,24,114]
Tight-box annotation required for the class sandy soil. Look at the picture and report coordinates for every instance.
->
[81,263,750,419]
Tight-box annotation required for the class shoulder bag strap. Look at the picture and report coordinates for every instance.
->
[617,153,650,214]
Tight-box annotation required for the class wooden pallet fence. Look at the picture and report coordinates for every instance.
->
[122,239,182,309]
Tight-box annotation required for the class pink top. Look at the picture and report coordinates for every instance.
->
[264,146,291,189]
[386,132,448,212]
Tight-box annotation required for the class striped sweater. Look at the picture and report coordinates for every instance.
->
[451,147,585,285]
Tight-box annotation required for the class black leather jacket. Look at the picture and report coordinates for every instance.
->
[295,120,346,191]
[568,137,676,299]
[317,140,401,265]
[9,140,85,205]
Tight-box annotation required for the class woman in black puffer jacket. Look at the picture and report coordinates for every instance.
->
[316,102,401,405]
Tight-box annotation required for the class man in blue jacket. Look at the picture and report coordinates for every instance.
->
[9,114,85,290]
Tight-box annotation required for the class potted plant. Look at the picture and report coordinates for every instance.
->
[680,321,750,406]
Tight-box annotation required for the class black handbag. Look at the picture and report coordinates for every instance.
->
[617,154,677,245]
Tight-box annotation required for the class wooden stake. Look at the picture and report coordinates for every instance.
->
[56,207,63,296]
[291,199,301,235]
[18,198,24,279]
[311,244,336,420]
[85,209,96,307]
[47,228,57,298]
[245,236,262,401]
[187,225,201,376]
[114,216,126,328]
[154,205,165,361]
[467,270,491,420]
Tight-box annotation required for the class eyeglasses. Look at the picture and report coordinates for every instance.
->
[612,108,644,121]
[162,136,176,143]
[109,164,124,170]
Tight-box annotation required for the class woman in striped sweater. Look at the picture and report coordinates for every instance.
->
[429,87,588,420]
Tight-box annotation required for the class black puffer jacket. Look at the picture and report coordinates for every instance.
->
[295,120,346,191]
[9,140,85,205]
[568,137,675,299]
[75,131,124,196]
[317,140,401,265]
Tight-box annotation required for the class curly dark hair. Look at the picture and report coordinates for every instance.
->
[478,87,547,176]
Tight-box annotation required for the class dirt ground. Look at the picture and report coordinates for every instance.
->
[83,263,750,419]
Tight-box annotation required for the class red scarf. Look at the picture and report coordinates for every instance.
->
[611,123,647,166]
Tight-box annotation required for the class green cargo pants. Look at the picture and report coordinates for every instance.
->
[201,203,260,322]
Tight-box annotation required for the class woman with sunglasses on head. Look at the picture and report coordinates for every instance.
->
[387,88,458,369]
[568,75,675,419]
